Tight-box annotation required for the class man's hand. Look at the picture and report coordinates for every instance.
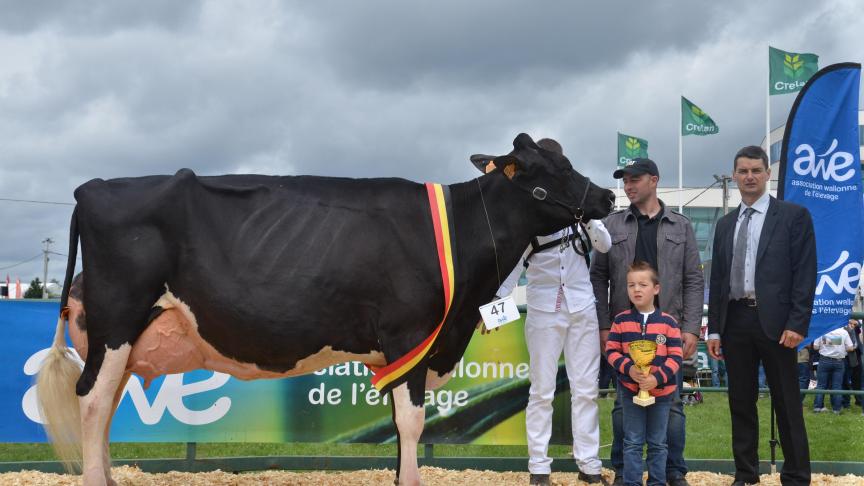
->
[707,338,723,360]
[779,330,804,348]
[600,330,610,354]
[681,332,698,359]
[639,374,658,391]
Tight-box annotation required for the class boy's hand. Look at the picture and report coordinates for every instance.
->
[628,366,645,383]
[639,374,658,391]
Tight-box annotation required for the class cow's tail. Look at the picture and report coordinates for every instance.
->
[37,206,83,472]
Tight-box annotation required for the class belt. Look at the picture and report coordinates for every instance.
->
[732,297,757,308]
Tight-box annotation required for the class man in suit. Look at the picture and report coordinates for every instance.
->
[707,146,816,486]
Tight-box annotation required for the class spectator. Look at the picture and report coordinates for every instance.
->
[797,346,811,404]
[841,319,862,410]
[812,327,854,414]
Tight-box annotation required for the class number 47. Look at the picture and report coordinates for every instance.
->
[490,302,505,315]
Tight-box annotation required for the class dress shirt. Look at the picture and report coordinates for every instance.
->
[733,191,770,300]
[707,192,769,342]
[497,219,611,313]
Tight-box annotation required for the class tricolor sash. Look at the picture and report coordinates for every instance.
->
[369,183,456,392]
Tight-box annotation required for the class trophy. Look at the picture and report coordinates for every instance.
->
[629,340,658,407]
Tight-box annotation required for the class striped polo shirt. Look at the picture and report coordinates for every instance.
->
[606,308,683,397]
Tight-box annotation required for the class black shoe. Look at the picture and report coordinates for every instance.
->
[730,480,758,486]
[611,472,624,486]
[578,471,610,485]
[668,477,691,486]
[529,473,551,486]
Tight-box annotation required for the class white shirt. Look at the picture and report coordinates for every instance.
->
[813,327,854,359]
[733,191,770,299]
[497,220,611,313]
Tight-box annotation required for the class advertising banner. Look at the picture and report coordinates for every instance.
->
[778,63,863,343]
[1,300,580,445]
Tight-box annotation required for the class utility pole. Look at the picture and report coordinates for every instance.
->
[713,174,732,215]
[42,237,53,299]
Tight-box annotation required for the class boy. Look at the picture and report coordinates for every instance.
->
[606,261,683,486]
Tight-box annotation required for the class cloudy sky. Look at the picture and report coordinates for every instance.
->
[1,0,862,285]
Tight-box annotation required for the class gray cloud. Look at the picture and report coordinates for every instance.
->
[1,0,862,284]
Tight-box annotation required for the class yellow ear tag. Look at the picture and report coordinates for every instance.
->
[503,164,517,180]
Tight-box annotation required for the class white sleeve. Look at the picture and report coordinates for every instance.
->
[496,245,530,297]
[585,219,612,254]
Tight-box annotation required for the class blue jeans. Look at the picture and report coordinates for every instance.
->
[798,362,810,403]
[710,357,726,388]
[813,357,845,412]
[620,385,673,486]
[612,368,686,480]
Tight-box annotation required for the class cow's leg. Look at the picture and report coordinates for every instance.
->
[100,372,130,486]
[391,367,427,486]
[79,345,131,486]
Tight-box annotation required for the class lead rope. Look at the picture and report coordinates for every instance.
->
[476,178,502,288]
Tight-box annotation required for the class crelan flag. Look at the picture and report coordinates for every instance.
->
[681,97,718,136]
[617,133,649,168]
[770,46,819,95]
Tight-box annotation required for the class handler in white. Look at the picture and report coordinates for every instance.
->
[479,138,612,486]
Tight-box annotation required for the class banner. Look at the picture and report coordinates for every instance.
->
[778,63,863,344]
[681,97,719,136]
[617,133,649,168]
[769,46,819,96]
[0,300,580,445]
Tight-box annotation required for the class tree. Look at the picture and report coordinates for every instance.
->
[24,278,43,299]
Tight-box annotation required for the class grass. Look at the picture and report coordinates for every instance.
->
[1,393,861,463]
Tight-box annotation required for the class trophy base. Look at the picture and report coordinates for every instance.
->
[633,395,655,407]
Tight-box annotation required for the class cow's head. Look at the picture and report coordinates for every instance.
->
[492,133,614,229]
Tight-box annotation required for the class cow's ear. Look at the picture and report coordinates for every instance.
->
[513,133,539,151]
[493,155,521,180]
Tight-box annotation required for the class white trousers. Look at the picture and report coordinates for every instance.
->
[525,304,602,475]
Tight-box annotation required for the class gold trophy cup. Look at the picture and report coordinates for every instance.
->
[629,340,658,407]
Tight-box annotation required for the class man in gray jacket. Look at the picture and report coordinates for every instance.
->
[590,158,704,486]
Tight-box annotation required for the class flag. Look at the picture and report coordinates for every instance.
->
[617,133,649,168]
[778,62,862,344]
[681,97,718,136]
[15,277,21,299]
[770,46,819,95]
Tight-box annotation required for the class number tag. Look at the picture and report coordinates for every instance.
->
[479,295,520,331]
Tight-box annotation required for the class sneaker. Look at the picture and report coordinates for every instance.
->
[668,477,691,486]
[577,471,610,485]
[832,410,841,415]
[529,473,551,486]
[813,407,829,413]
[611,473,624,486]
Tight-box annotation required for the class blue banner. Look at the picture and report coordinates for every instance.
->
[1,300,573,445]
[778,62,863,344]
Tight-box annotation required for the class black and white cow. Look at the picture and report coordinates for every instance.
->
[37,133,614,486]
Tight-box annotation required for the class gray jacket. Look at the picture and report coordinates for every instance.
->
[590,201,704,336]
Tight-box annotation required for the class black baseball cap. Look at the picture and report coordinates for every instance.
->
[613,157,659,179]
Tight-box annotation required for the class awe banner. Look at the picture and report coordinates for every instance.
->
[0,300,576,445]
[778,63,863,343]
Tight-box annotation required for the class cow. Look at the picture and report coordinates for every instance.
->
[37,133,614,486]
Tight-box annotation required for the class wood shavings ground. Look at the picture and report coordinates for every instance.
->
[1,466,862,485]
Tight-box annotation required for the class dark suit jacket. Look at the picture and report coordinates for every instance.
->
[708,196,817,340]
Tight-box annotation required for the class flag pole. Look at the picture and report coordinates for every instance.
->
[678,98,683,212]
[615,132,621,210]
[766,45,772,194]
